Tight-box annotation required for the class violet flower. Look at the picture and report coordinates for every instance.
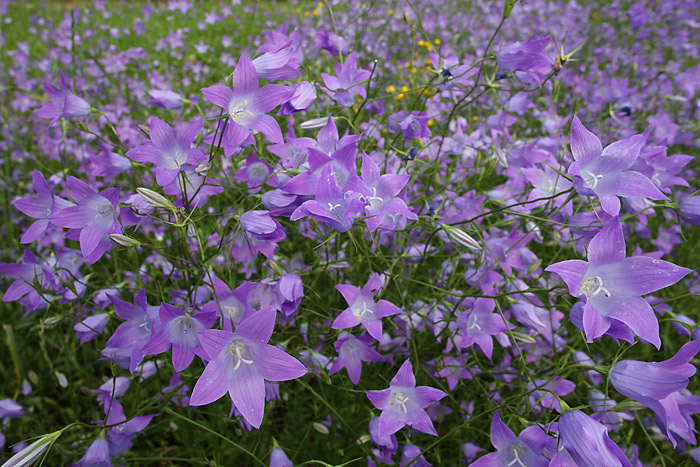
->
[148,89,182,109]
[545,216,691,347]
[609,341,700,446]
[275,272,304,316]
[0,248,51,311]
[329,333,385,384]
[73,312,109,343]
[104,290,162,373]
[278,81,317,116]
[558,409,632,467]
[141,303,216,372]
[126,117,203,186]
[679,195,700,227]
[496,35,552,87]
[201,54,293,145]
[189,308,308,428]
[331,273,402,341]
[321,52,371,107]
[239,209,286,259]
[71,437,110,467]
[469,410,550,467]
[13,170,73,244]
[50,176,121,258]
[35,71,90,126]
[290,165,368,233]
[457,298,512,359]
[361,152,417,232]
[366,360,447,438]
[387,111,432,147]
[201,277,255,331]
[316,29,349,56]
[567,116,667,216]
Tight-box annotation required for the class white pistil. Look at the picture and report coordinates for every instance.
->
[368,187,384,206]
[507,444,527,467]
[581,276,611,298]
[352,301,370,320]
[231,342,254,370]
[469,314,482,331]
[392,392,409,413]
[582,170,604,189]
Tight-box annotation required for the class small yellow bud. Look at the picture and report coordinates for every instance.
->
[313,9,318,16]
[472,115,479,121]
[396,93,405,100]
[411,66,418,73]
[417,39,425,47]
[425,58,432,66]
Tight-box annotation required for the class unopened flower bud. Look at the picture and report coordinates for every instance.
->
[195,163,209,177]
[312,422,329,435]
[441,224,481,250]
[55,371,68,388]
[109,234,141,247]
[300,117,330,130]
[2,434,56,467]
[136,187,172,209]
[492,147,508,168]
[137,123,151,139]
[44,316,61,327]
[510,331,536,344]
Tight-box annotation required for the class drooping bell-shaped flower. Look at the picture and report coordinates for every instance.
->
[545,216,691,348]
[609,341,700,446]
[557,409,632,467]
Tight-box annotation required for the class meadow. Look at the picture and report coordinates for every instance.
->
[1,0,700,465]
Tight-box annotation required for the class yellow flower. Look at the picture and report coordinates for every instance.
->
[427,119,435,127]
[388,8,394,15]
[434,39,441,45]
[401,86,409,93]
[396,93,405,100]
[386,85,396,93]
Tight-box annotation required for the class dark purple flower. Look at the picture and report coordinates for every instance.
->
[545,216,691,348]
[366,360,447,438]
[679,195,700,227]
[201,55,293,145]
[71,437,110,467]
[189,308,307,428]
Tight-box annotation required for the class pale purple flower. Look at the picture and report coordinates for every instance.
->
[387,111,432,147]
[558,410,632,467]
[189,308,308,428]
[201,55,293,145]
[567,116,667,216]
[73,312,109,343]
[329,333,384,384]
[239,210,286,259]
[13,170,73,244]
[50,176,121,258]
[609,341,700,446]
[331,273,402,340]
[278,81,317,116]
[496,35,552,87]
[201,277,255,331]
[141,303,216,372]
[366,360,447,438]
[275,273,304,316]
[148,89,183,109]
[361,153,417,232]
[36,71,90,126]
[126,117,203,186]
[545,216,691,348]
[321,52,370,107]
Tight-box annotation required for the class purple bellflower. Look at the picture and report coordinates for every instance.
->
[278,81,317,116]
[36,71,90,126]
[148,89,183,109]
[13,170,73,244]
[329,333,385,385]
[361,153,417,232]
[104,290,162,373]
[321,52,371,107]
[469,410,550,467]
[290,165,368,232]
[679,195,700,227]
[366,360,447,438]
[387,111,432,147]
[0,249,50,312]
[545,216,691,348]
[141,303,216,372]
[72,437,111,467]
[609,341,700,446]
[201,55,293,145]
[201,277,255,331]
[567,116,667,216]
[189,308,308,428]
[126,117,203,186]
[457,298,512,359]
[331,273,402,341]
[50,176,121,259]
[558,409,632,467]
[316,29,349,57]
[275,272,304,316]
[73,312,109,343]
[239,209,287,259]
[496,35,552,87]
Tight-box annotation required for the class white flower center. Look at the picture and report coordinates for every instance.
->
[507,444,527,467]
[391,392,409,413]
[582,170,604,189]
